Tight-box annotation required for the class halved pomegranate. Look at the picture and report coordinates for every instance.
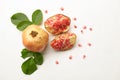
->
[44,14,71,35]
[51,33,76,51]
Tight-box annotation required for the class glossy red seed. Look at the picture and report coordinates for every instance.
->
[69,55,73,60]
[45,10,48,14]
[80,30,84,34]
[83,54,86,59]
[88,43,92,46]
[89,28,93,31]
[74,25,77,28]
[60,7,64,11]
[55,60,59,64]
[73,17,77,21]
[78,44,82,47]
[83,25,87,29]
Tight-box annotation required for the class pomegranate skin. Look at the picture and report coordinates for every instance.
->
[22,25,49,52]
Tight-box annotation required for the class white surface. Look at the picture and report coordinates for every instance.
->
[0,0,120,80]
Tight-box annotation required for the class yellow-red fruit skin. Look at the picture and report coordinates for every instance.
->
[22,25,49,52]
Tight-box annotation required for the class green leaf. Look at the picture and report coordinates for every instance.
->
[21,57,37,75]
[33,53,43,65]
[32,9,43,25]
[21,49,44,75]
[11,13,29,26]
[21,49,33,59]
[17,21,32,31]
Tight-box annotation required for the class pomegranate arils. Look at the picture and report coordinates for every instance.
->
[55,60,59,64]
[80,30,84,34]
[45,10,48,14]
[83,25,87,29]
[73,17,77,21]
[83,54,86,59]
[74,25,77,28]
[69,55,73,60]
[60,7,64,11]
[89,28,93,31]
[88,43,92,46]
[78,44,82,47]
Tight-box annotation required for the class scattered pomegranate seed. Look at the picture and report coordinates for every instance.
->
[83,25,87,29]
[80,30,84,34]
[55,60,59,64]
[45,10,48,14]
[78,44,82,47]
[73,17,77,21]
[69,55,73,60]
[89,27,93,31]
[83,54,86,59]
[74,25,77,28]
[60,7,64,11]
[88,43,92,46]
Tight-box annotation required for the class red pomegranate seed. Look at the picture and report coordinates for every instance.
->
[80,30,84,34]
[74,25,77,28]
[55,60,59,64]
[83,54,86,59]
[73,17,77,21]
[88,43,92,46]
[60,7,64,11]
[83,25,87,29]
[78,44,82,47]
[45,10,48,14]
[89,27,93,31]
[69,55,73,60]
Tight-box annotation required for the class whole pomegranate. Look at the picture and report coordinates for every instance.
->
[22,25,49,52]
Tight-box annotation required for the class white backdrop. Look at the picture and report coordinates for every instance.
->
[0,0,120,80]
